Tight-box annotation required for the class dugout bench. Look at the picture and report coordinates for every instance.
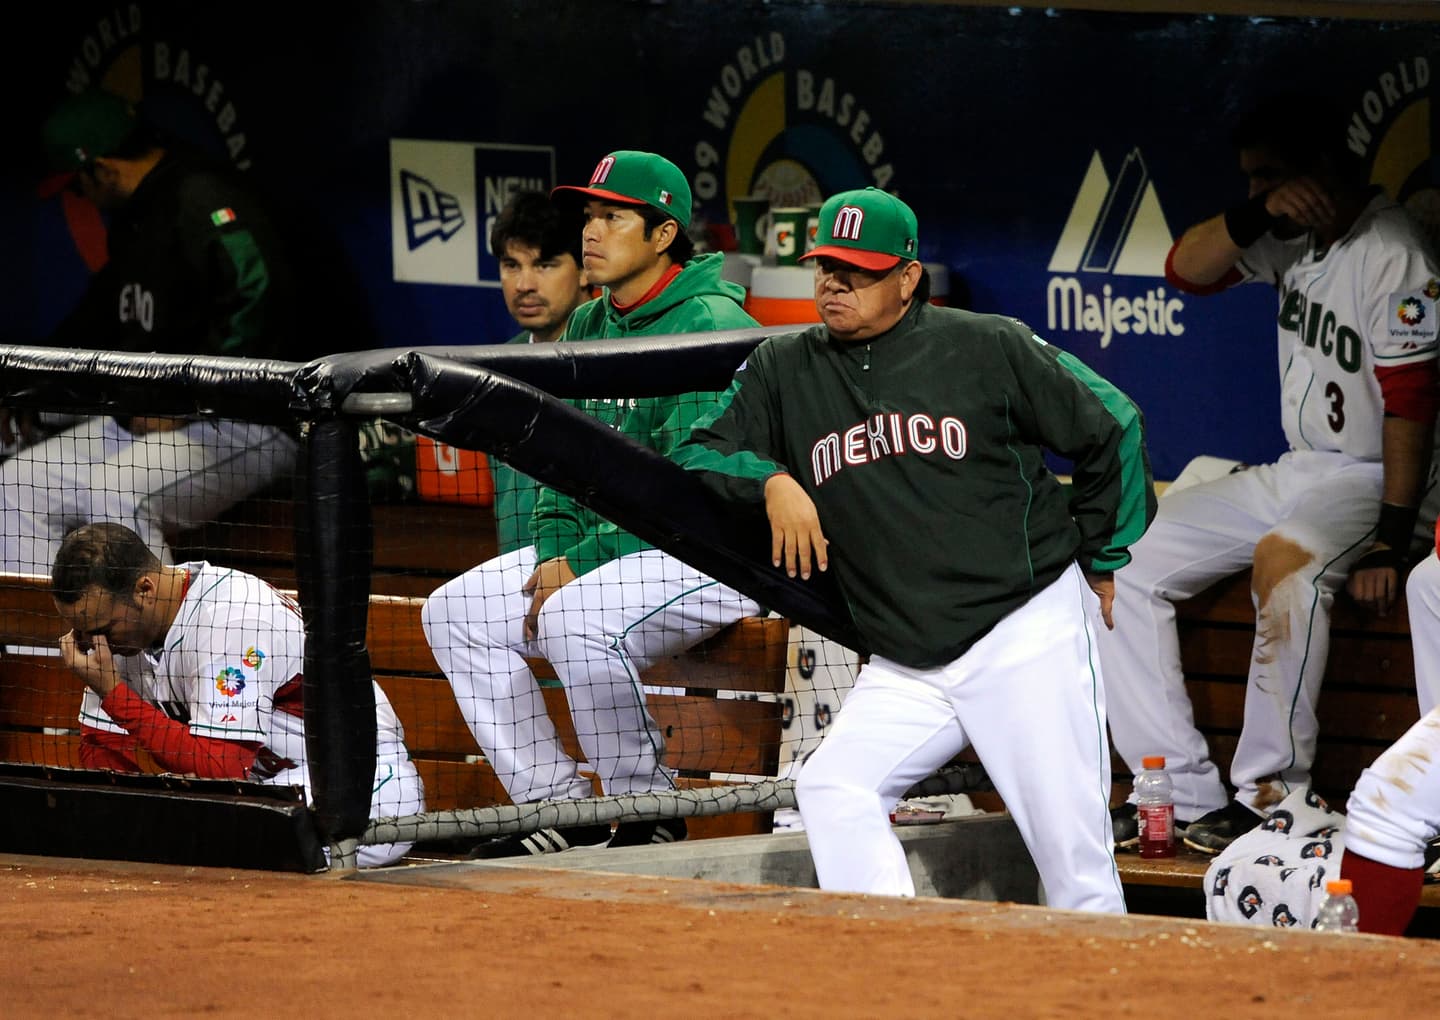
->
[0,561,790,858]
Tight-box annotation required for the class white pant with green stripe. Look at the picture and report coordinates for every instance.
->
[1101,449,1383,819]
[422,546,760,804]
[796,562,1123,912]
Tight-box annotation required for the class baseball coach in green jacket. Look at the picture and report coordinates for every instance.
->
[675,187,1157,912]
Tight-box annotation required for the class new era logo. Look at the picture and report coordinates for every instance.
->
[400,169,465,250]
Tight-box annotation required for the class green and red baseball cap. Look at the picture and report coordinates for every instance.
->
[799,187,919,271]
[38,89,139,196]
[553,150,692,223]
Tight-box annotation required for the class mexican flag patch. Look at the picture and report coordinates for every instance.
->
[210,207,237,226]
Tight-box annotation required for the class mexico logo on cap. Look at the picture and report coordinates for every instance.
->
[658,189,673,207]
[591,156,616,185]
[833,205,865,241]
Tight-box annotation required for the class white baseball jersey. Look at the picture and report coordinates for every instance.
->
[79,563,419,807]
[1238,193,1440,461]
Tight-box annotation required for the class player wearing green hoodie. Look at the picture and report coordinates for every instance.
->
[422,152,762,856]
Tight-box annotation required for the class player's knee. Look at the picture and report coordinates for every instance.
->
[795,763,867,814]
[1251,533,1314,606]
[420,582,458,643]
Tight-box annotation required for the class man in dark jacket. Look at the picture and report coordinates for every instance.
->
[675,187,1156,911]
[1,89,300,576]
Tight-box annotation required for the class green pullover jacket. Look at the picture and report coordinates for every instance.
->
[530,251,759,577]
[674,301,1155,668]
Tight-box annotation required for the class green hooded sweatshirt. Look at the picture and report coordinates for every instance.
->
[530,251,758,577]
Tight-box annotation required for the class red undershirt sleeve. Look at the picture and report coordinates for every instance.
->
[1164,244,1243,296]
[1374,360,1440,423]
[99,682,262,779]
[79,725,144,771]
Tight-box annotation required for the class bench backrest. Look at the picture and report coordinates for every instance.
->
[0,574,791,819]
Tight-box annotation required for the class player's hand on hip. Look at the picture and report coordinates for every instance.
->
[521,556,578,640]
[764,473,828,579]
[1083,570,1115,630]
[1346,546,1400,616]
[58,631,122,697]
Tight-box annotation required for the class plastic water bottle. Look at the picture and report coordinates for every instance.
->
[1135,755,1176,859]
[1315,878,1360,933]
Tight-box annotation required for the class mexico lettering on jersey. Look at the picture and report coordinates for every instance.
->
[1238,194,1440,461]
[810,412,968,485]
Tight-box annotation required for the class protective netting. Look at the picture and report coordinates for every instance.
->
[0,336,890,868]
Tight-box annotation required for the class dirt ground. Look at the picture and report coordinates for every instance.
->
[3,853,1437,1019]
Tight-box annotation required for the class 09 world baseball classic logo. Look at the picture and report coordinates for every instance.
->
[690,32,897,244]
[51,4,255,272]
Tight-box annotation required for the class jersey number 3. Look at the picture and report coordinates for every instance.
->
[1325,382,1345,433]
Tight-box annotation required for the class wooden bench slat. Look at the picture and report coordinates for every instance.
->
[176,501,499,579]
[364,595,789,695]
[1175,568,1412,635]
[0,657,76,730]
[650,695,782,776]
[375,675,482,757]
[1179,624,1416,690]
[0,575,64,646]
[0,730,83,768]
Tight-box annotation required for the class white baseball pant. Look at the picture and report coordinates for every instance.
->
[795,562,1125,913]
[1345,707,1440,871]
[1101,450,1382,818]
[422,546,760,804]
[1408,552,1440,716]
[0,415,297,575]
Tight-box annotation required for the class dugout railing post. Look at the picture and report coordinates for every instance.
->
[294,415,376,867]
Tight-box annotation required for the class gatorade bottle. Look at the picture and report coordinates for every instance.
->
[1135,755,1176,859]
[1314,879,1360,933]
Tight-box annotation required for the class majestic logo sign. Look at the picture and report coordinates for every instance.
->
[389,139,555,287]
[1045,148,1185,349]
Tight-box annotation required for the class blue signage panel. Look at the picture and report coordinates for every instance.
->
[9,2,1436,478]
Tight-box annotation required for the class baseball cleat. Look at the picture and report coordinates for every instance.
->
[608,818,687,848]
[468,824,612,859]
[1181,801,1264,855]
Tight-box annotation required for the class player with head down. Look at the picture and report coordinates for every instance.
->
[1099,94,1440,855]
[51,522,424,868]
[674,188,1156,910]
